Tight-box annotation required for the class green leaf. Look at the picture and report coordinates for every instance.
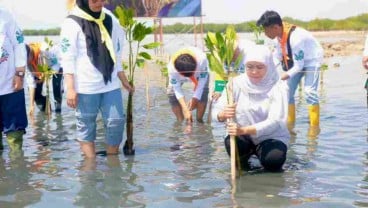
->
[143,42,161,49]
[139,52,151,60]
[136,58,145,68]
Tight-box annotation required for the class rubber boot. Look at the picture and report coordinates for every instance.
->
[0,132,3,150]
[308,104,320,127]
[287,104,296,125]
[6,130,24,152]
[287,104,296,136]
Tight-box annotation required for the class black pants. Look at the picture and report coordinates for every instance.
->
[224,135,287,172]
[35,70,63,112]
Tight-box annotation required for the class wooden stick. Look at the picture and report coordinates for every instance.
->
[144,63,150,109]
[226,76,237,180]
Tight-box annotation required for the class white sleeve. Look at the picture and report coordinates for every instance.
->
[8,11,26,68]
[211,82,229,122]
[59,18,79,74]
[168,63,185,99]
[286,35,304,78]
[113,20,124,72]
[193,59,209,100]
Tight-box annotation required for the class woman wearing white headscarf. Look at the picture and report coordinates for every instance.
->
[212,45,290,171]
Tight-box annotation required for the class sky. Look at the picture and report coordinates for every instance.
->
[2,0,368,29]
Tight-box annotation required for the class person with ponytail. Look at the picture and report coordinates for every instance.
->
[167,46,209,123]
[60,0,134,158]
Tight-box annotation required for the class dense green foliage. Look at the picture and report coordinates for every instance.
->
[23,13,368,35]
[23,28,60,36]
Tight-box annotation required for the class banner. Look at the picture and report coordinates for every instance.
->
[105,0,202,18]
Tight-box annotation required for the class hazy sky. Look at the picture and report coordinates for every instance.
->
[2,0,368,29]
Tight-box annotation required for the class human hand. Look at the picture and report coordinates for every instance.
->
[226,122,240,136]
[183,109,193,123]
[362,56,368,70]
[66,89,78,109]
[125,83,135,93]
[219,103,237,121]
[13,76,24,91]
[211,92,222,101]
[28,103,35,116]
[187,98,199,111]
[280,72,290,80]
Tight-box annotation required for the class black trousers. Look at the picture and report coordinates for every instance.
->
[224,135,287,172]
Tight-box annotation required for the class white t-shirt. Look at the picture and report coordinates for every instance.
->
[59,8,125,94]
[167,46,209,100]
[274,27,324,78]
[0,7,27,95]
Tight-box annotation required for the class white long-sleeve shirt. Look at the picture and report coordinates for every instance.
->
[274,27,324,78]
[59,8,125,94]
[212,75,290,145]
[0,7,27,95]
[168,46,209,100]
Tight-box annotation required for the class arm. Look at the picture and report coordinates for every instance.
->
[8,12,26,91]
[117,71,134,93]
[190,59,209,110]
[59,18,79,108]
[64,74,77,109]
[178,96,192,122]
[28,87,36,115]
[212,81,236,122]
[281,36,305,80]
[225,80,288,137]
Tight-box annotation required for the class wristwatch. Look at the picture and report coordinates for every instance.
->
[15,71,25,78]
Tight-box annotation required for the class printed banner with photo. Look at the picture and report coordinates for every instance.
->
[105,0,202,18]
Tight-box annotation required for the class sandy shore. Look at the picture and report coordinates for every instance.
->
[313,30,366,58]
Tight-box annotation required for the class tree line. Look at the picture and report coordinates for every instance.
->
[23,13,368,36]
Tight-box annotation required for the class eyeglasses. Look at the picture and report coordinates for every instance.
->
[91,0,107,3]
[245,64,266,71]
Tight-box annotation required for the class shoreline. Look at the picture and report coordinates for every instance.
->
[312,30,366,58]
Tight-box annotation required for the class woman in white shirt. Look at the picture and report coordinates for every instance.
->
[60,0,133,158]
[212,45,290,171]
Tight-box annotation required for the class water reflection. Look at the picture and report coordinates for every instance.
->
[0,151,42,207]
[74,156,145,208]
[230,173,291,208]
[168,123,227,205]
[354,127,368,207]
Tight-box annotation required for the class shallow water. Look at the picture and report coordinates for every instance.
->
[1,36,368,207]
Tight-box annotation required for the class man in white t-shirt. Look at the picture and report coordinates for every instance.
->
[167,46,209,123]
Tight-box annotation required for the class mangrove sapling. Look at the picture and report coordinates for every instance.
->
[37,37,56,119]
[114,5,160,155]
[204,25,243,179]
[248,22,265,45]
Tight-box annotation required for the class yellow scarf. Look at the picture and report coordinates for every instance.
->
[73,6,116,63]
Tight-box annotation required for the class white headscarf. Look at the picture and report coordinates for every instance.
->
[241,45,279,94]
